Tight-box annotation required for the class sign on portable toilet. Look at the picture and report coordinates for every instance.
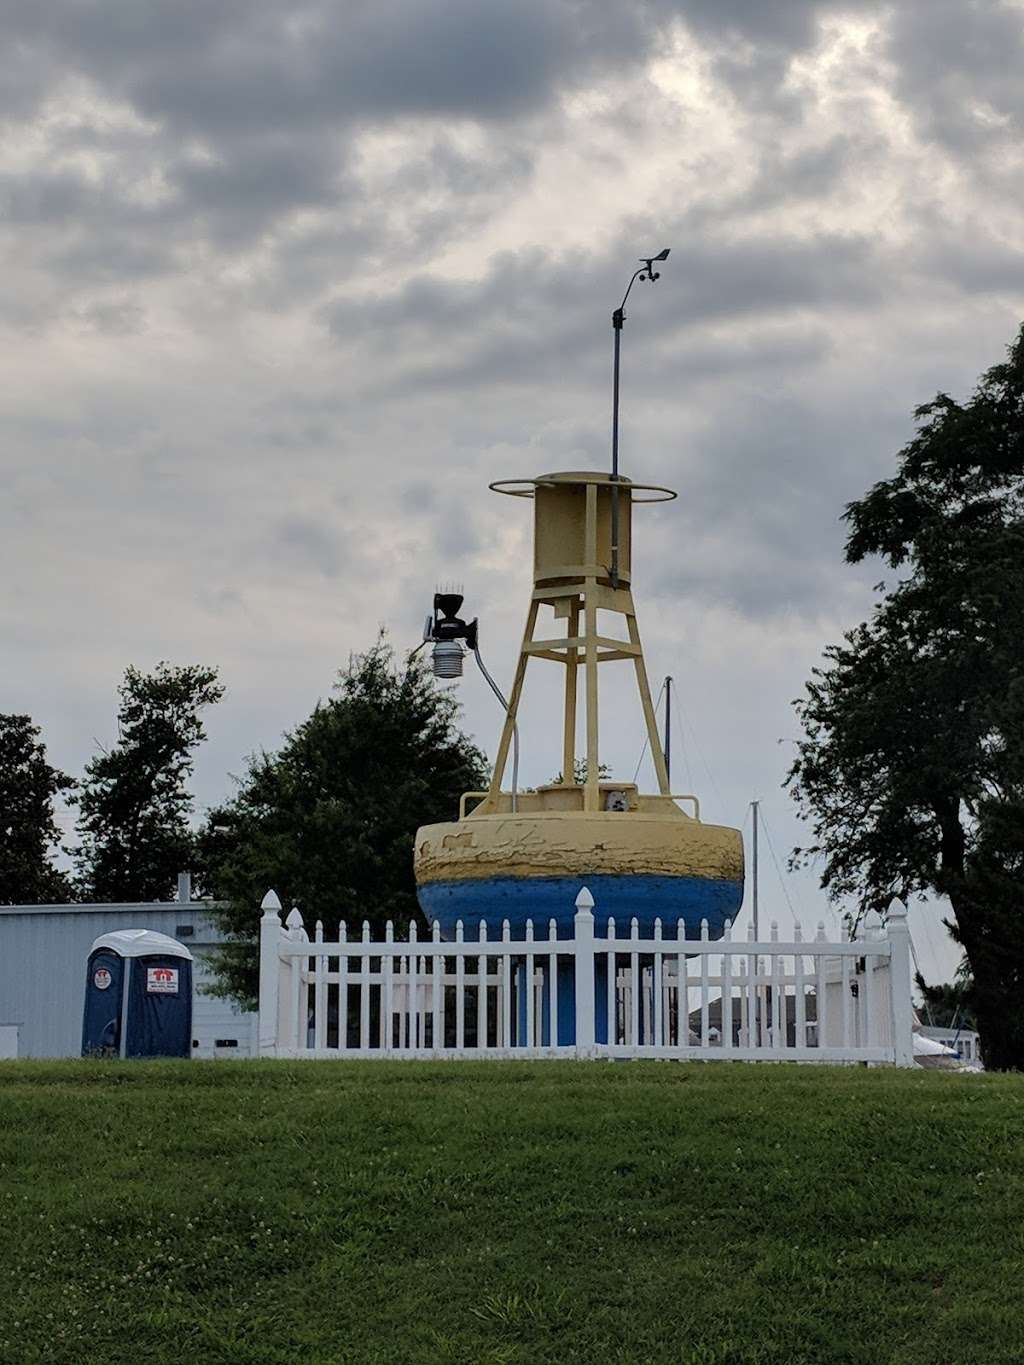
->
[81,930,194,1059]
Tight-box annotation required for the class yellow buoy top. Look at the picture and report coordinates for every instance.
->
[489,471,675,589]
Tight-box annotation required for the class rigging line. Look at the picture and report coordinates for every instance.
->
[758,807,845,940]
[907,928,934,1026]
[674,686,726,812]
[473,645,519,814]
[948,960,972,1047]
[669,686,695,795]
[632,678,666,785]
[918,902,944,981]
[762,806,843,939]
[758,809,798,922]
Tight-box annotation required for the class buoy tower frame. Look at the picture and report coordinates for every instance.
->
[481,469,677,816]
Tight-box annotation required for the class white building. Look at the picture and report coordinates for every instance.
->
[917,1024,983,1067]
[0,878,256,1059]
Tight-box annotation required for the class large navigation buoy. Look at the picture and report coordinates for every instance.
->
[414,471,744,941]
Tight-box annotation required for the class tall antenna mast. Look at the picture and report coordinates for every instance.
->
[610,248,670,588]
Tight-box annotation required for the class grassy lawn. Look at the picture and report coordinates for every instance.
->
[0,1062,1022,1364]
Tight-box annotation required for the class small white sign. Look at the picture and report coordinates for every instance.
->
[146,967,179,995]
[93,967,112,991]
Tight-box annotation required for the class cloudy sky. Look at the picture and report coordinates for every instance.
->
[5,0,1024,981]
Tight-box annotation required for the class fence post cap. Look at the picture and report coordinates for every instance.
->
[888,900,909,921]
[261,889,282,915]
[575,886,595,913]
[285,907,304,929]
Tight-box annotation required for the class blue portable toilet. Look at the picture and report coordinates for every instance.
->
[82,930,194,1059]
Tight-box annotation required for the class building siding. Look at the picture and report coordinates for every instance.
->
[0,903,256,1059]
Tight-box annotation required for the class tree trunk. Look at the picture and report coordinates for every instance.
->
[948,889,1024,1071]
[934,799,1024,1071]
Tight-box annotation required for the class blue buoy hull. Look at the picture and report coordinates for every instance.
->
[417,872,743,942]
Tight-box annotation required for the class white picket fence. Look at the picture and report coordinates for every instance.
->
[258,888,915,1065]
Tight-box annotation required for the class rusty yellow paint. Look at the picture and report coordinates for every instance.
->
[415,809,743,886]
[490,470,675,588]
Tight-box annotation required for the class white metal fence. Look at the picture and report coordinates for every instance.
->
[258,888,914,1065]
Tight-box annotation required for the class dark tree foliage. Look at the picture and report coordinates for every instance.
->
[76,664,223,903]
[0,714,75,904]
[202,637,488,1008]
[914,966,977,1032]
[788,326,1024,1069]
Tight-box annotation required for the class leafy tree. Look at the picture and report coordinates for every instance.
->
[202,636,488,1007]
[0,714,75,903]
[914,962,977,1032]
[548,760,613,785]
[788,325,1024,1069]
[76,664,223,902]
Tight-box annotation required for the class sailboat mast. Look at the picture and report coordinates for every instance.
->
[664,675,672,788]
[751,799,760,940]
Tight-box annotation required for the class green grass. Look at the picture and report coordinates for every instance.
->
[1,1062,1022,1365]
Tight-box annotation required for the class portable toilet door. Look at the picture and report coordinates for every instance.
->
[82,930,194,1059]
[82,948,126,1056]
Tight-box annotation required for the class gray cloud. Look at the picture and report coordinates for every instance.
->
[888,0,1024,159]
[0,2,646,156]
[323,229,883,404]
[910,224,1024,297]
[715,135,860,219]
[167,141,342,233]
[72,298,147,335]
[0,0,881,265]
[0,0,1015,985]
[2,1,777,135]
[274,516,347,578]
[646,389,907,615]
[664,0,879,110]
[674,0,826,43]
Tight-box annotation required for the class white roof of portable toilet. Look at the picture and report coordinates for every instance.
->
[89,929,194,961]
